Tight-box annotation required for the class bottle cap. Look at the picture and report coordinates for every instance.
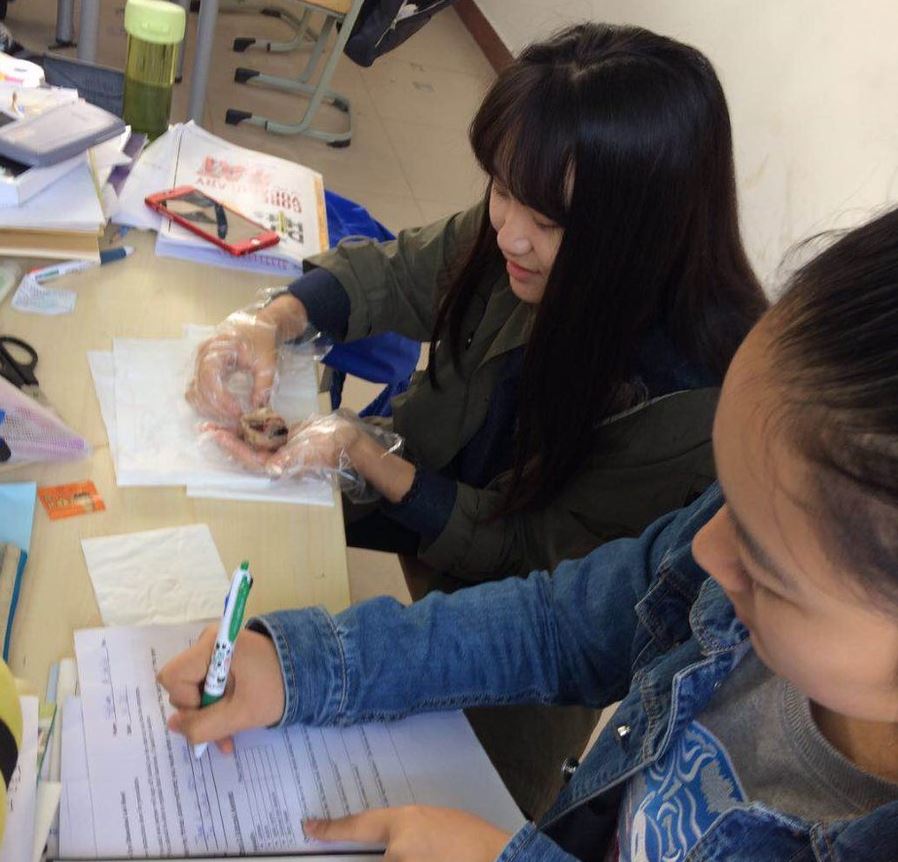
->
[124,0,186,44]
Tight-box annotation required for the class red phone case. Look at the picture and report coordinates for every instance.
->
[145,185,280,256]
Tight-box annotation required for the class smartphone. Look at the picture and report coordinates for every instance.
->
[146,186,280,256]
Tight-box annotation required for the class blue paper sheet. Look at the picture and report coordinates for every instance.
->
[0,481,36,660]
[0,481,37,552]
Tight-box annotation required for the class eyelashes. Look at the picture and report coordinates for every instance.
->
[737,557,781,602]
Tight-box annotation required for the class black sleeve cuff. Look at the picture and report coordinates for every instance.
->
[287,267,351,340]
[381,467,457,539]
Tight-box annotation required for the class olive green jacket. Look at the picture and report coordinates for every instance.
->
[306,205,718,581]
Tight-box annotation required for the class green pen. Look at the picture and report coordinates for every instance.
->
[194,560,253,759]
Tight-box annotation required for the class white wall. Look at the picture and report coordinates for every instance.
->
[474,1,898,288]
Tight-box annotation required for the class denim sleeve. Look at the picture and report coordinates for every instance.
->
[287,267,351,340]
[497,824,579,862]
[248,501,690,728]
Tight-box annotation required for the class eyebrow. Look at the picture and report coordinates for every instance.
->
[727,506,796,591]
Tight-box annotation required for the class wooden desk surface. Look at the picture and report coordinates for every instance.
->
[0,232,350,693]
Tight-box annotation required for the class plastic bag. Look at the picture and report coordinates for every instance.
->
[0,377,89,465]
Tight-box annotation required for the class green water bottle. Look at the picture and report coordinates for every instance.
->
[122,0,186,140]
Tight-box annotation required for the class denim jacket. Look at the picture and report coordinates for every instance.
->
[251,486,898,861]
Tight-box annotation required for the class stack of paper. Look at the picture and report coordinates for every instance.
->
[0,86,139,260]
[60,623,524,859]
[0,86,81,209]
[88,327,334,506]
[0,694,62,862]
[115,122,328,276]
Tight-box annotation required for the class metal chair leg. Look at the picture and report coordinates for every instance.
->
[52,0,75,47]
[227,74,352,145]
[225,0,363,146]
[173,0,191,82]
[223,1,316,55]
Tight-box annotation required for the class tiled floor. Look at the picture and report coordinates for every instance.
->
[7,0,495,604]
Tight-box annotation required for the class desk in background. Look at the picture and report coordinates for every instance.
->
[0,230,350,694]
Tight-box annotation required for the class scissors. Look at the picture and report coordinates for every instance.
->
[0,335,52,409]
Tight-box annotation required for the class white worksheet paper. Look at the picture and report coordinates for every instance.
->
[32,780,61,862]
[59,695,98,859]
[80,524,229,626]
[71,623,524,858]
[0,695,38,862]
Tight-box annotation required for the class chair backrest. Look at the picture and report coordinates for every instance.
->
[321,190,420,417]
[41,55,125,117]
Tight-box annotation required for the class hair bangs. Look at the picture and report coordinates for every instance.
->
[470,70,575,227]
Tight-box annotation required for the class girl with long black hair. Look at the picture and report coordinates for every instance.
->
[188,23,766,814]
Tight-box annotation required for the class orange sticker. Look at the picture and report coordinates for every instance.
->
[38,481,106,520]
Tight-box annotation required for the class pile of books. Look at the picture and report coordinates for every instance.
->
[0,85,142,261]
[115,121,327,276]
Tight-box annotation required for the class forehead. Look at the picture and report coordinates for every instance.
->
[713,327,852,599]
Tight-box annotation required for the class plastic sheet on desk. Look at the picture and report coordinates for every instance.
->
[89,330,333,505]
[90,349,333,506]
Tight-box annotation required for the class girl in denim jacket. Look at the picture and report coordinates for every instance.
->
[161,209,898,860]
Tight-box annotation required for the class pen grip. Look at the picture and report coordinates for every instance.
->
[201,690,223,708]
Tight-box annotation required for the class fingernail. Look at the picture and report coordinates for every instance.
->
[303,819,321,836]
[167,714,180,731]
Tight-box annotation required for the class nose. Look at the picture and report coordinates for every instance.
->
[496,202,533,258]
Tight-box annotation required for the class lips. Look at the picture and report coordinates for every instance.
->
[506,259,538,279]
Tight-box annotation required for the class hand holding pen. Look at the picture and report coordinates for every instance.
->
[157,563,286,756]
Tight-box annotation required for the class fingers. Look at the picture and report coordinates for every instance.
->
[265,442,301,478]
[156,625,216,705]
[234,332,276,410]
[189,342,244,421]
[305,809,393,846]
[189,326,278,421]
[162,629,286,750]
[250,364,275,409]
[204,428,271,471]
[167,698,245,746]
[157,626,217,709]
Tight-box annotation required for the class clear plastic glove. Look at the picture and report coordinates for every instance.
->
[185,290,310,424]
[200,409,403,502]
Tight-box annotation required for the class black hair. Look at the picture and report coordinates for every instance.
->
[429,23,766,516]
[768,207,898,608]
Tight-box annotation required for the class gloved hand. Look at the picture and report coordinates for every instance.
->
[185,292,309,423]
[200,409,403,501]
